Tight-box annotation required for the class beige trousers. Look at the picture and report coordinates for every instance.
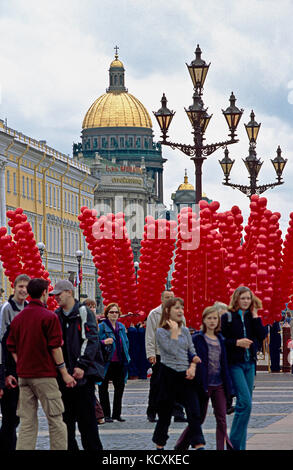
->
[16,377,67,450]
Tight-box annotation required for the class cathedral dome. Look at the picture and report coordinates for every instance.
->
[82,51,152,129]
[82,92,152,129]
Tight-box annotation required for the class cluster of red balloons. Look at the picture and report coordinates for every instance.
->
[241,195,282,324]
[281,212,293,311]
[0,225,23,286]
[138,216,176,319]
[172,207,200,328]
[217,205,245,300]
[0,208,57,310]
[110,213,141,321]
[78,208,143,325]
[79,208,121,307]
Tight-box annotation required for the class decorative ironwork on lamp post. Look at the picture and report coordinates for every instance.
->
[153,45,244,204]
[219,110,287,197]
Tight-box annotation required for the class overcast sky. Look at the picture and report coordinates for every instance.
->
[1,0,293,233]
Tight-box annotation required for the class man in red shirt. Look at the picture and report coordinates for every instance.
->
[7,278,76,450]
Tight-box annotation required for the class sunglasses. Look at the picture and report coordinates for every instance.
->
[108,310,119,314]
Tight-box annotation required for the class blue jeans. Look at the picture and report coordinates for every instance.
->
[229,361,255,450]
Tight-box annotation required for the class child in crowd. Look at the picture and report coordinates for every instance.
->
[175,305,233,450]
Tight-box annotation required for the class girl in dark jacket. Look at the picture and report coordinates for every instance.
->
[220,286,267,450]
[175,305,234,450]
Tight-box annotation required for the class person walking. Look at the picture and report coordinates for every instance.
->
[98,303,130,422]
[175,305,234,450]
[83,298,105,425]
[145,290,186,423]
[52,279,104,451]
[6,278,76,450]
[152,297,205,450]
[221,286,267,450]
[0,274,30,450]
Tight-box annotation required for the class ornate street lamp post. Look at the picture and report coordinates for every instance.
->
[153,45,243,203]
[36,242,46,259]
[219,110,287,197]
[134,261,139,284]
[75,250,83,301]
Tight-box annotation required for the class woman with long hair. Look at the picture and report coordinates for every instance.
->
[221,286,267,450]
[152,297,205,450]
[98,303,130,423]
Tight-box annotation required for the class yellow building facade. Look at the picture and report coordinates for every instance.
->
[0,119,96,300]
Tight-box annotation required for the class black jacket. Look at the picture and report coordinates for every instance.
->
[221,310,267,365]
[192,330,234,398]
[56,300,104,385]
[0,296,29,388]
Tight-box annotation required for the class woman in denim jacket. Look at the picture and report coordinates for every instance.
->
[98,303,130,423]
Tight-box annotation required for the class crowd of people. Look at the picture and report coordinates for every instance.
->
[0,275,267,451]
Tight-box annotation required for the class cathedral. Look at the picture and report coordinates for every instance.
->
[73,49,166,259]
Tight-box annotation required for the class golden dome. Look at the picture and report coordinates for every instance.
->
[178,170,195,190]
[110,57,124,68]
[82,91,153,129]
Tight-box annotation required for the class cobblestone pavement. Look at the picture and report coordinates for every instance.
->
[2,370,292,451]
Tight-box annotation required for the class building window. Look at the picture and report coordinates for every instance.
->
[13,173,16,194]
[57,188,60,209]
[68,230,71,255]
[53,187,56,208]
[31,179,34,200]
[38,182,41,202]
[45,184,48,206]
[6,170,10,192]
[64,230,67,255]
[75,195,78,215]
[120,137,125,148]
[22,176,25,197]
[71,194,74,214]
[38,222,42,242]
[128,137,133,148]
[49,185,52,207]
[64,192,67,212]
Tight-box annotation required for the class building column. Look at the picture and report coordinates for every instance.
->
[158,169,163,203]
[0,156,7,227]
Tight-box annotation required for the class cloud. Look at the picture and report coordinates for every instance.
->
[0,0,293,234]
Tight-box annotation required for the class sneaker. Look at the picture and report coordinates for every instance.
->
[105,417,113,423]
[97,418,105,424]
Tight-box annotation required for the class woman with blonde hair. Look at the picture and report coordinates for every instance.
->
[152,297,205,450]
[221,286,267,450]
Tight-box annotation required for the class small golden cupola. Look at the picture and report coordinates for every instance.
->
[177,169,195,190]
